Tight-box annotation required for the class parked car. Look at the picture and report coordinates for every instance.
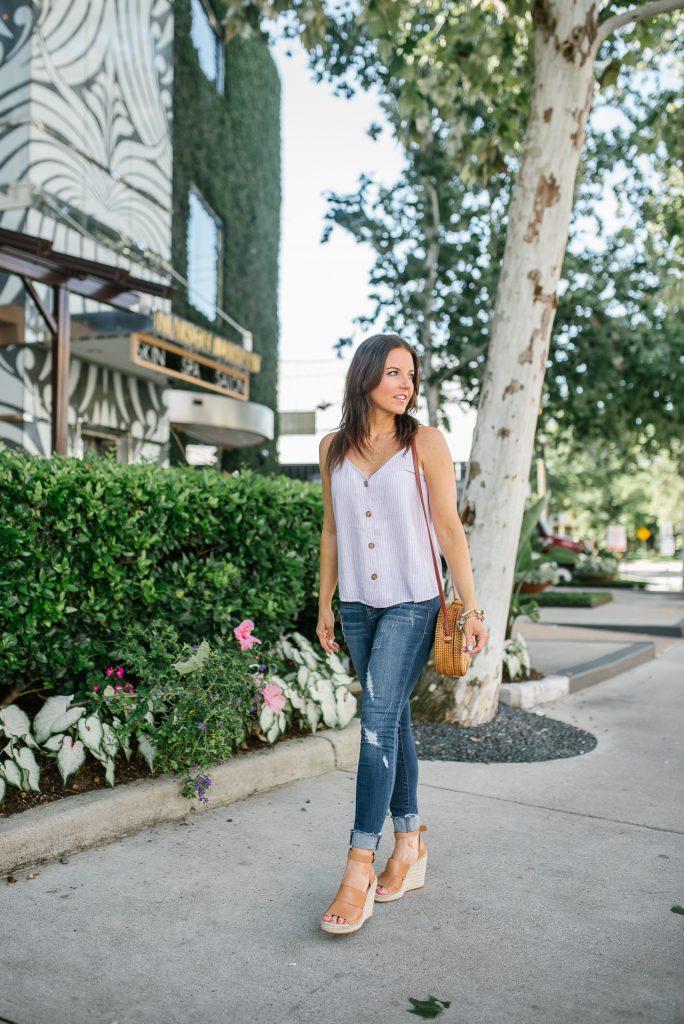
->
[536,517,590,556]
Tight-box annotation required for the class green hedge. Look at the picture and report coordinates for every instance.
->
[534,590,613,608]
[0,448,323,695]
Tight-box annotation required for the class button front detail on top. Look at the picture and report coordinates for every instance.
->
[370,573,378,580]
[368,542,375,549]
[363,480,368,487]
[365,510,372,517]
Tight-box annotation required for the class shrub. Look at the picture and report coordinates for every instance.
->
[0,447,323,698]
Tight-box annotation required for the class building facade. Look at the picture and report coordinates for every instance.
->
[0,0,279,469]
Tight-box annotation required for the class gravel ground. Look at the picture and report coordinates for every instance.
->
[411,705,597,763]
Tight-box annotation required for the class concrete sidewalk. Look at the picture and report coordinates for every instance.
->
[2,643,682,1024]
[528,586,684,636]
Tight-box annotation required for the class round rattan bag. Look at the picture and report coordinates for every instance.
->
[410,439,470,677]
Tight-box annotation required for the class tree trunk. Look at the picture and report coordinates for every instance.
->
[447,0,602,725]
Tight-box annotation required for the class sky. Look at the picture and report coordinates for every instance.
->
[272,37,478,466]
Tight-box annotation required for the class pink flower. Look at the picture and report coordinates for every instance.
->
[105,667,114,677]
[261,683,286,713]
[233,619,262,652]
[116,667,125,679]
[114,685,123,692]
[93,685,100,692]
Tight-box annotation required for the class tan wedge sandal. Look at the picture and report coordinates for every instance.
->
[320,847,376,935]
[374,824,428,902]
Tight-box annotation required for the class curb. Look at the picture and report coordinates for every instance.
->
[500,674,569,709]
[0,720,361,876]
[541,617,684,638]
[500,639,656,709]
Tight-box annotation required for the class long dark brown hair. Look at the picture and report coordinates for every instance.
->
[326,333,421,475]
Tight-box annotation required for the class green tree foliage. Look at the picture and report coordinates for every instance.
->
[323,155,508,424]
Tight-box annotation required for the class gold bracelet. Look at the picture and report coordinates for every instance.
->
[456,607,485,630]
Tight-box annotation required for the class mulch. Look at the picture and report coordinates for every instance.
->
[412,704,597,763]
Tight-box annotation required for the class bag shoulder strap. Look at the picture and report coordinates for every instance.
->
[410,436,452,638]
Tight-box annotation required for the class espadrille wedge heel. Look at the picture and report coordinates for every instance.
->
[374,825,428,903]
[320,847,376,935]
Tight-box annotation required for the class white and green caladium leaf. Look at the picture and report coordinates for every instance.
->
[327,653,349,676]
[285,687,305,711]
[173,639,210,675]
[43,734,64,753]
[259,707,275,733]
[104,757,115,787]
[136,733,156,770]
[319,699,338,729]
[0,758,23,789]
[33,695,85,744]
[77,715,104,755]
[305,701,321,733]
[336,688,357,729]
[0,705,38,746]
[296,666,311,687]
[0,776,5,803]
[100,723,118,758]
[56,736,86,784]
[14,746,41,792]
[275,637,296,661]
[266,721,281,745]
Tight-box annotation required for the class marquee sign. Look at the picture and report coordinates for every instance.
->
[131,332,250,400]
[152,311,261,374]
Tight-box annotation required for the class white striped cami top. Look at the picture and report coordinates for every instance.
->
[330,444,443,607]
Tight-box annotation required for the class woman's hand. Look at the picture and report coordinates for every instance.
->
[316,608,340,655]
[462,617,488,656]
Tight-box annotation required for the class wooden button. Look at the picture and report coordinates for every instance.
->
[368,542,375,549]
[365,510,372,517]
[371,573,378,580]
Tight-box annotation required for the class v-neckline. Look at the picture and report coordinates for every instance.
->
[345,448,405,481]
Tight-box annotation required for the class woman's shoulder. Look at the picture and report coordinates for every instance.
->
[318,431,340,479]
[414,425,446,452]
[319,431,338,455]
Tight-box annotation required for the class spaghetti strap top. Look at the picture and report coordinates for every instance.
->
[330,445,442,607]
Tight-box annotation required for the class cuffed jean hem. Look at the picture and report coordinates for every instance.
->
[349,829,382,851]
[392,813,421,833]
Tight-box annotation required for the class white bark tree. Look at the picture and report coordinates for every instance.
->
[225,0,683,722]
[452,0,684,724]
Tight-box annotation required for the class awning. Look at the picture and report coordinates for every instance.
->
[163,388,274,449]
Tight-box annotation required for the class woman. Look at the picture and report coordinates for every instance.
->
[317,333,489,935]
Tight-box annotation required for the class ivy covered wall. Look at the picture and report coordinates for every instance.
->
[171,0,281,473]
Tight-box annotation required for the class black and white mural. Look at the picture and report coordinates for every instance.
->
[0,0,174,459]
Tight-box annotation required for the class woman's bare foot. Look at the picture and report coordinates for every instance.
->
[321,852,374,926]
[376,832,421,896]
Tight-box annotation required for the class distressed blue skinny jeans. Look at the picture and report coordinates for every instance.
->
[339,595,441,851]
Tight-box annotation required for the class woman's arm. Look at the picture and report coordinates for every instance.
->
[418,427,489,656]
[316,433,340,655]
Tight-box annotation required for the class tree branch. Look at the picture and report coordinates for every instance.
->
[597,0,684,46]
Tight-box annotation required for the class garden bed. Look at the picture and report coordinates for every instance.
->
[0,720,314,819]
[535,590,613,607]
[558,578,649,590]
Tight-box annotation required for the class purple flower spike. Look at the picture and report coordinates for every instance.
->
[198,722,207,732]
